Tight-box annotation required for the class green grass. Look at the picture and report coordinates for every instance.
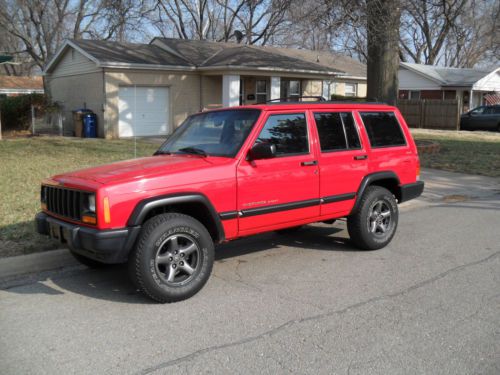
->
[0,136,158,258]
[411,129,500,177]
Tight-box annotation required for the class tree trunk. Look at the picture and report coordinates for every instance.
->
[366,0,401,105]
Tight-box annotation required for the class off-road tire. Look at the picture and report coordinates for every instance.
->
[128,213,214,303]
[347,186,398,250]
[70,251,109,268]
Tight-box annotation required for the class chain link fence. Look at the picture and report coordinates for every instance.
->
[31,105,64,136]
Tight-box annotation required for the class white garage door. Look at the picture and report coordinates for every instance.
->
[118,86,170,137]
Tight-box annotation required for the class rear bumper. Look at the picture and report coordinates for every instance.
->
[399,181,424,203]
[35,212,141,264]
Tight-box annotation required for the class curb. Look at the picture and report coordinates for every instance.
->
[0,249,78,280]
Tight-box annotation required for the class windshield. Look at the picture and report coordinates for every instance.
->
[156,109,261,157]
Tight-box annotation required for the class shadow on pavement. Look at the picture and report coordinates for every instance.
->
[3,224,358,304]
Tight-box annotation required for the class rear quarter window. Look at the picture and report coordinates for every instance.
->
[360,112,406,148]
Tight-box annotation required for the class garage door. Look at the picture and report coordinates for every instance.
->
[118,86,170,137]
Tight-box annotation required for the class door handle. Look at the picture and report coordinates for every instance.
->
[354,155,368,160]
[301,160,318,166]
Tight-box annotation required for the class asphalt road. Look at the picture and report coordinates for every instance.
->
[1,177,499,374]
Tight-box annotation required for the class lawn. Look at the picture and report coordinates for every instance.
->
[0,136,158,258]
[411,129,500,178]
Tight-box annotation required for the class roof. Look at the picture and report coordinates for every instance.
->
[153,38,346,75]
[0,75,43,90]
[69,39,192,67]
[45,38,367,78]
[400,62,492,87]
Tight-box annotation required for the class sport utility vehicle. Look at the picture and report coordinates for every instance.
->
[36,102,424,302]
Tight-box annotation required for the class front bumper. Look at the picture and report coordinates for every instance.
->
[35,212,141,264]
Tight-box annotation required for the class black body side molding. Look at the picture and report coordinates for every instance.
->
[127,193,226,242]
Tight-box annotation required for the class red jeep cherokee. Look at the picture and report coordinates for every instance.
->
[36,102,424,302]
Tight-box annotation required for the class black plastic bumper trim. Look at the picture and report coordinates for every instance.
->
[35,212,140,264]
[399,181,425,203]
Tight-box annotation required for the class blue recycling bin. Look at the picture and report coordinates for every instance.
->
[82,113,97,138]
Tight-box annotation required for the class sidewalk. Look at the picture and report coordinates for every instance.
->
[1,168,499,280]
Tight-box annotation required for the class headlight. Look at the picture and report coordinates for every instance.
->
[87,194,96,213]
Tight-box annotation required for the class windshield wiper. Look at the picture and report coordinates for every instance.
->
[177,147,207,157]
[153,150,172,156]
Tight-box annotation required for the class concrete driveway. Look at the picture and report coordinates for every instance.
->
[1,169,499,375]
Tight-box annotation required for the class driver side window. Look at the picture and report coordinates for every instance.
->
[254,113,309,156]
[471,107,485,115]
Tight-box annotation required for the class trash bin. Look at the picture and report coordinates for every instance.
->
[72,109,93,137]
[83,113,97,138]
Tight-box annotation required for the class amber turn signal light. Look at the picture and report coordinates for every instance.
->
[82,215,97,225]
[103,197,111,224]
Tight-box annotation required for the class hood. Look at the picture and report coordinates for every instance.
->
[54,155,222,185]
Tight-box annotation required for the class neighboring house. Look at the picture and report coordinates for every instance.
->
[398,62,500,112]
[0,76,44,97]
[43,38,367,138]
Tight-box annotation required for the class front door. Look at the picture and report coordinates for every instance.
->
[237,112,320,233]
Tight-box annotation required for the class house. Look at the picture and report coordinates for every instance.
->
[0,76,44,97]
[43,38,367,138]
[398,62,500,112]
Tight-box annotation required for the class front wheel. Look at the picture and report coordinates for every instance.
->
[347,186,398,250]
[129,213,214,303]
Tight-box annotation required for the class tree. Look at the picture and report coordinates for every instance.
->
[0,0,152,76]
[366,0,401,104]
[152,0,292,45]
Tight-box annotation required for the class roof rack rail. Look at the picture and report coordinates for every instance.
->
[259,96,326,104]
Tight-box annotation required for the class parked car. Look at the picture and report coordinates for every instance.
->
[460,105,500,131]
[35,100,424,303]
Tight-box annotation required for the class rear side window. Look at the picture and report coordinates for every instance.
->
[360,112,406,148]
[314,112,361,151]
[255,113,308,156]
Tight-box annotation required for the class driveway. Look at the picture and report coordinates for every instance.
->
[1,169,499,375]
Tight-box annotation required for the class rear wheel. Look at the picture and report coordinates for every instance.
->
[347,186,398,250]
[129,213,214,303]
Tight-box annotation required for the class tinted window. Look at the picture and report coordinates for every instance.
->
[255,113,308,156]
[314,112,361,151]
[360,112,406,148]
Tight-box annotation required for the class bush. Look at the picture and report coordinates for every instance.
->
[0,94,47,131]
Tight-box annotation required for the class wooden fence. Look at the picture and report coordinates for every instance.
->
[396,99,461,130]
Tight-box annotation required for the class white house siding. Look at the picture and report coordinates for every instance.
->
[473,69,500,92]
[104,70,201,138]
[398,68,441,90]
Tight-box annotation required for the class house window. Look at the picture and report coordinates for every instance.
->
[410,90,421,100]
[344,83,357,97]
[280,80,301,100]
[256,80,267,103]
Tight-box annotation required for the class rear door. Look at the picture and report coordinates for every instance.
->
[310,111,368,216]
[236,111,320,233]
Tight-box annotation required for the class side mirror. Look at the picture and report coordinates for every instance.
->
[248,143,276,161]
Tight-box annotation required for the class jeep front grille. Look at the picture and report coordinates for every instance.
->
[43,186,85,221]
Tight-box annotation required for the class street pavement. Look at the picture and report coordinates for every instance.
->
[1,169,499,374]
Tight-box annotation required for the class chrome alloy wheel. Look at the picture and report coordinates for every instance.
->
[154,234,201,286]
[368,200,391,235]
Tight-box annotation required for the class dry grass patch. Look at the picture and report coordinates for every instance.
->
[411,129,500,178]
[0,136,158,258]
